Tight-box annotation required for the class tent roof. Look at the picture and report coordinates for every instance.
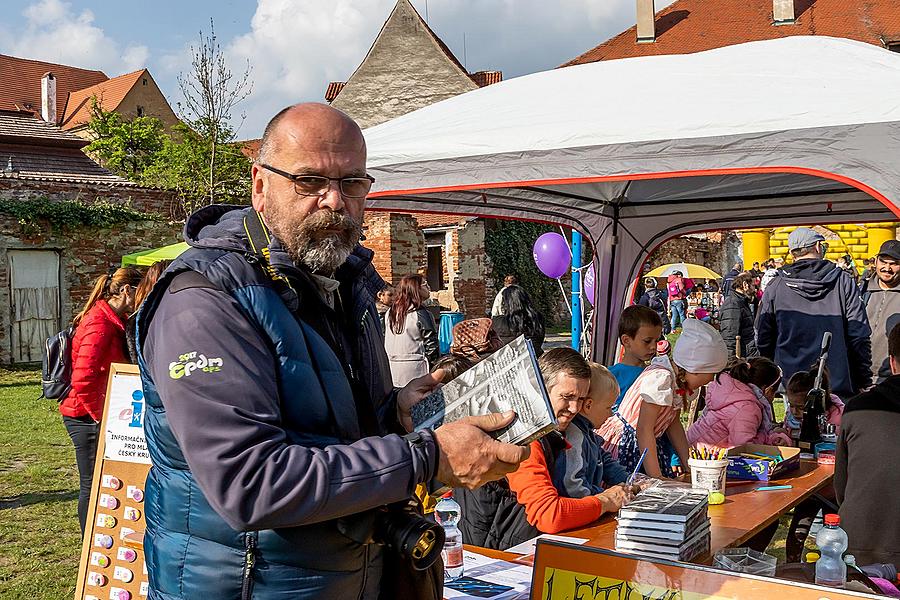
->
[365,36,900,173]
[121,242,188,267]
[361,36,900,361]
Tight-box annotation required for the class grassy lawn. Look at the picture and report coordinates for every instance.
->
[0,367,81,599]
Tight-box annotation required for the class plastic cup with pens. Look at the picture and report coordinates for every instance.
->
[689,446,729,505]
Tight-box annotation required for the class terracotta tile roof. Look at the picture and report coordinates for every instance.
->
[325,82,346,102]
[563,0,900,66]
[60,69,147,130]
[0,54,107,120]
[414,213,471,228]
[470,70,503,87]
[240,138,261,160]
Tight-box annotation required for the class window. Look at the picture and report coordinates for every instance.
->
[142,78,148,85]
[426,246,445,291]
[136,106,145,117]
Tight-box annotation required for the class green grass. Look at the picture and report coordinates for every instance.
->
[0,367,81,599]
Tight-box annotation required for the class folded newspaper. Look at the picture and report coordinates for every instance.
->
[412,336,555,445]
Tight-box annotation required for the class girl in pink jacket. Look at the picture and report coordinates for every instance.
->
[688,357,791,449]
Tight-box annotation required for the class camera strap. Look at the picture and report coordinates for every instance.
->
[242,208,295,292]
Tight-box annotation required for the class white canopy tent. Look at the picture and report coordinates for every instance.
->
[363,37,900,361]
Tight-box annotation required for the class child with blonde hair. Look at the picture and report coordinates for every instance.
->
[554,363,630,497]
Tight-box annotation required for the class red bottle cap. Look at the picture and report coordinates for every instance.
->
[441,491,453,499]
[825,514,840,527]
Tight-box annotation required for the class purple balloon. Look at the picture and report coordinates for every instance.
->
[584,263,596,306]
[533,233,571,279]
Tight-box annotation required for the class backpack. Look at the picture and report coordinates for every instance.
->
[667,281,682,298]
[41,325,74,401]
[450,318,502,360]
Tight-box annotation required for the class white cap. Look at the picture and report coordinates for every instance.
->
[673,319,728,374]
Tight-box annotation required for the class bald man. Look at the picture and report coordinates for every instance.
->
[135,104,529,599]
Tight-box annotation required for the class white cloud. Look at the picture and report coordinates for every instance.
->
[226,0,678,138]
[0,0,149,75]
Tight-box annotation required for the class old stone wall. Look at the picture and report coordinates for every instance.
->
[330,0,477,128]
[0,216,180,363]
[0,178,176,217]
[648,232,736,277]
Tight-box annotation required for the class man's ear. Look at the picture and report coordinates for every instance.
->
[251,163,266,212]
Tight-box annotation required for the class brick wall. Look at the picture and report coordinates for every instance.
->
[363,211,424,285]
[0,178,177,217]
[0,216,180,363]
[449,221,491,318]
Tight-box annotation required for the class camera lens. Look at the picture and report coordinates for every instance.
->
[375,510,445,570]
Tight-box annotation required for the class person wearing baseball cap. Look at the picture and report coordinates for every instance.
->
[861,239,900,383]
[757,227,872,399]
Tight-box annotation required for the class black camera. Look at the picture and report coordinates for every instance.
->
[338,499,445,570]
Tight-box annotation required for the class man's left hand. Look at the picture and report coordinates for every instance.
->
[397,370,445,431]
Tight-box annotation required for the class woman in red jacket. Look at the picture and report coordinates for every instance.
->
[60,267,141,533]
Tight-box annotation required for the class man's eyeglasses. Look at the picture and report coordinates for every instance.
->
[260,163,375,199]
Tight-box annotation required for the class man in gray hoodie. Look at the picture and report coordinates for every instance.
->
[756,227,871,398]
[862,240,900,383]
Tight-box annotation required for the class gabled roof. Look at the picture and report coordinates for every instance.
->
[563,0,900,66]
[60,69,148,129]
[0,54,107,118]
[326,0,501,104]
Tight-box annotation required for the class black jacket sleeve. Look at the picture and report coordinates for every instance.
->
[144,282,438,531]
[417,308,440,367]
[841,276,873,393]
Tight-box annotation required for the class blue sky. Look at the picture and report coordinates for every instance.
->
[0,0,675,138]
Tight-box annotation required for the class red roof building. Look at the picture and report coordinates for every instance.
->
[0,54,107,115]
[564,0,900,66]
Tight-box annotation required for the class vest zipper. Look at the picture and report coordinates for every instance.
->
[356,542,370,600]
[241,532,257,600]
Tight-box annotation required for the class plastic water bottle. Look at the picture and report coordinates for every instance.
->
[815,514,848,587]
[435,492,464,582]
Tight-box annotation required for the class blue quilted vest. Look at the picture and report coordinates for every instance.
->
[135,207,390,599]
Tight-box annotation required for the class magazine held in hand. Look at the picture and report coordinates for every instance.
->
[412,336,555,445]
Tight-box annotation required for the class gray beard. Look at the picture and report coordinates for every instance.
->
[294,233,355,275]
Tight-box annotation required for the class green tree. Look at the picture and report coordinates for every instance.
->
[84,100,166,180]
[177,19,253,208]
[141,121,251,217]
[484,221,567,326]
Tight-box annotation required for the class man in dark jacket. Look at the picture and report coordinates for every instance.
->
[835,321,900,569]
[136,104,529,599]
[721,262,741,297]
[756,227,872,398]
[718,272,758,358]
[862,240,900,383]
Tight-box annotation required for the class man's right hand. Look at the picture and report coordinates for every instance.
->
[434,411,530,489]
[595,484,636,514]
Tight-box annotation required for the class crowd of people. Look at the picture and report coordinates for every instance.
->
[54,103,900,599]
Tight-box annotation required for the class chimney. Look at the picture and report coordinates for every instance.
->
[636,0,656,43]
[773,0,795,25]
[41,72,57,123]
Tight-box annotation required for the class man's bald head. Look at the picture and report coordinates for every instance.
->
[257,103,365,165]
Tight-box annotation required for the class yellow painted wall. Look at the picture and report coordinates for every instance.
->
[764,223,897,270]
